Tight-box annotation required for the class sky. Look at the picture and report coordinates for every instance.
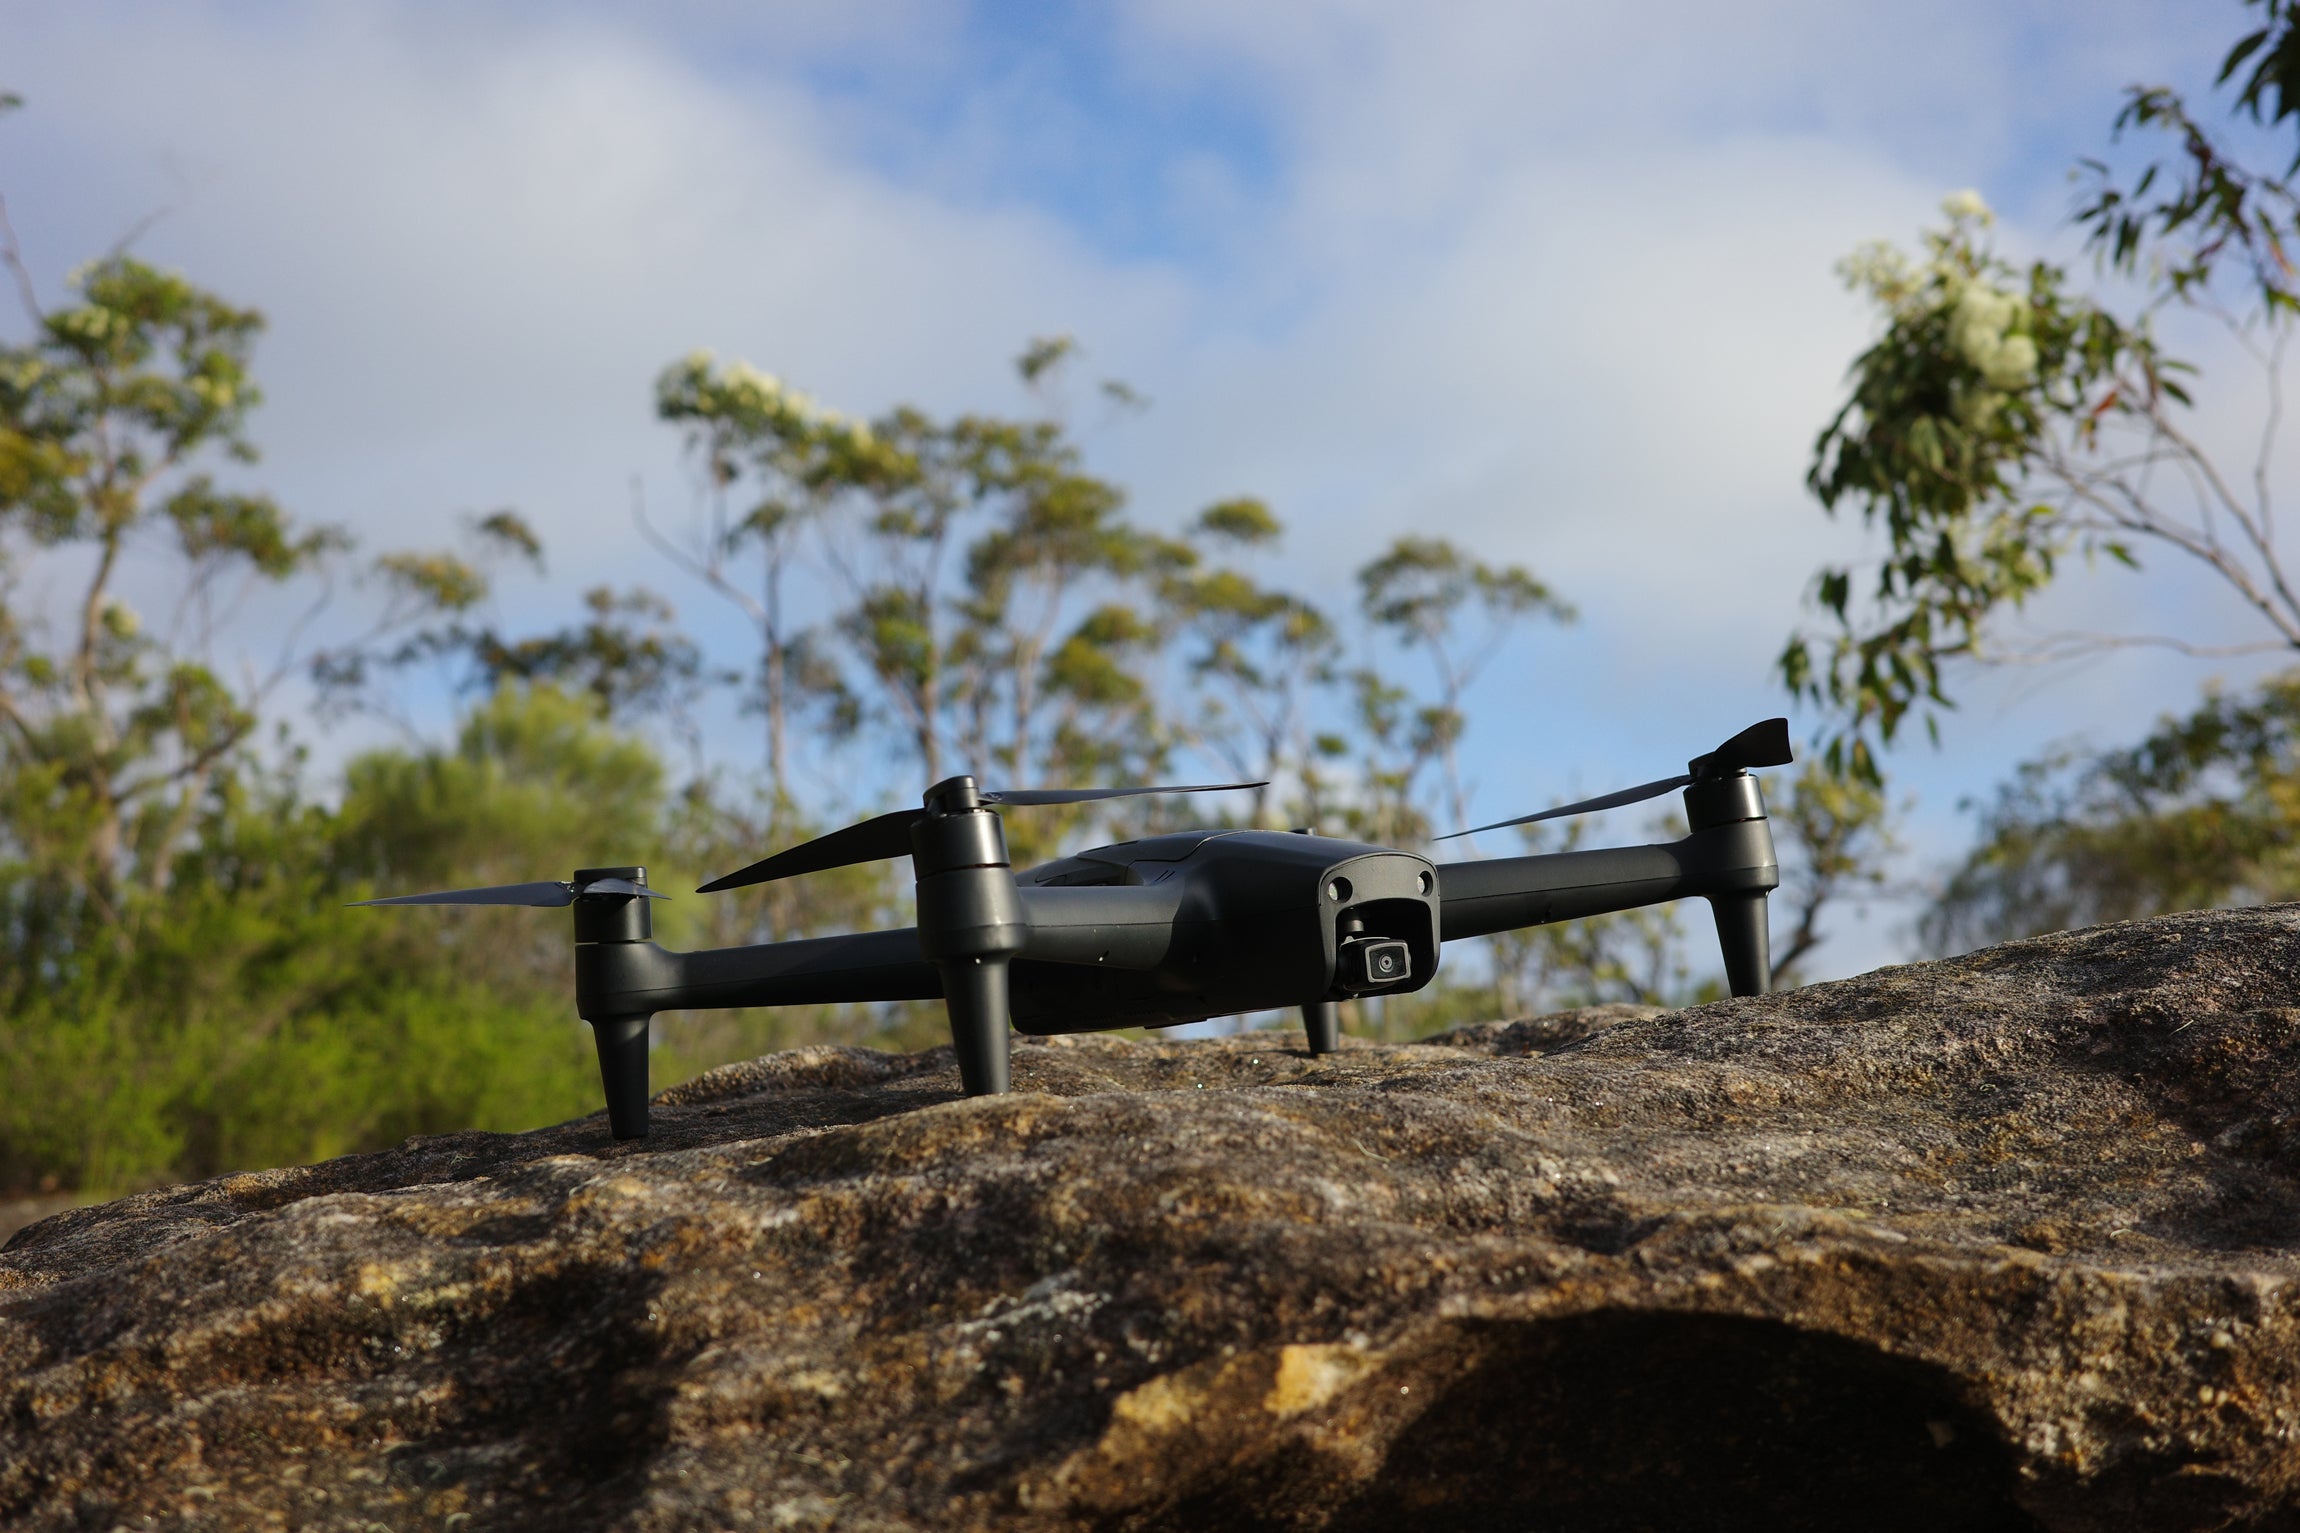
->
[0,1,2277,980]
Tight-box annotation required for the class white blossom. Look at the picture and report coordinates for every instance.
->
[1941,188,1994,224]
[1950,283,2036,389]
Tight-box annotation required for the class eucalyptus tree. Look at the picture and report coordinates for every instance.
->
[1162,498,1340,829]
[1782,0,2300,946]
[653,353,871,793]
[655,346,1197,830]
[1349,535,1572,847]
[1926,673,2300,952]
[1783,0,2300,784]
[0,246,497,925]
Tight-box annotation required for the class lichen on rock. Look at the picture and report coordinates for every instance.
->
[6,906,2300,1529]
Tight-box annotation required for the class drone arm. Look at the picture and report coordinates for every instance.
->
[576,927,943,1018]
[1437,844,1685,942]
[1435,818,1778,943]
[575,883,1185,1019]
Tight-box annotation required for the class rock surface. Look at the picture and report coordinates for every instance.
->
[8,906,2300,1530]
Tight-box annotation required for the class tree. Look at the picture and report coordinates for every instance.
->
[0,152,634,1190]
[1778,2,2300,952]
[1344,536,1572,846]
[1782,1,2300,785]
[651,354,868,793]
[319,507,710,746]
[331,682,668,987]
[828,400,1181,808]
[1926,672,2300,951]
[652,344,1195,827]
[0,246,497,922]
[0,255,335,914]
[458,585,706,730]
[0,686,663,1193]
[939,407,1177,795]
[1768,762,1897,984]
[1163,498,1339,829]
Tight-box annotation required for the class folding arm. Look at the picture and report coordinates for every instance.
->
[1435,809,1779,997]
[575,882,1191,1019]
[1434,817,1778,941]
[576,927,939,1018]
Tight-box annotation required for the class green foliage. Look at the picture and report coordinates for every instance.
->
[1780,199,2158,783]
[0,255,512,914]
[1193,497,1283,547]
[652,352,888,787]
[1015,334,1077,385]
[0,256,325,905]
[1768,761,1897,986]
[1927,669,2300,953]
[4,256,267,499]
[1163,505,1338,829]
[451,587,706,725]
[0,708,619,1194]
[2080,0,2300,311]
[0,681,937,1197]
[0,238,723,1196]
[336,685,663,890]
[655,348,1203,868]
[1787,7,2300,786]
[1341,536,1571,844]
[1780,4,2300,960]
[2226,0,2300,149]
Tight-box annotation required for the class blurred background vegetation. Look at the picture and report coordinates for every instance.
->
[5,2,2300,1197]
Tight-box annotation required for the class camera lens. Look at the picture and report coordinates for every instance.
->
[1338,935,1413,992]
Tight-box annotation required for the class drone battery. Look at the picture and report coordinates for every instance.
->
[1337,934,1413,992]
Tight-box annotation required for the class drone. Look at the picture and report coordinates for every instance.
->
[359,719,1794,1139]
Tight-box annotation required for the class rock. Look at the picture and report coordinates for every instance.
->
[0,1195,76,1248]
[6,906,2300,1530]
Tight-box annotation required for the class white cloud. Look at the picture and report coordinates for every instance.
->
[5,6,1190,559]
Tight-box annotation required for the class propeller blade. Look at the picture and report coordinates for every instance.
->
[696,807,927,893]
[984,780,1266,807]
[352,874,671,908]
[1436,719,1797,843]
[1690,716,1793,778]
[352,880,577,908]
[1435,773,1693,842]
[699,781,1268,891]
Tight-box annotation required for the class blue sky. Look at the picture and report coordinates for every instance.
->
[0,1,2280,980]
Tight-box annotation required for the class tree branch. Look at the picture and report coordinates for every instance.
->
[0,192,41,326]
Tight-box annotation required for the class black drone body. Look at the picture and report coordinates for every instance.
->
[360,720,1794,1139]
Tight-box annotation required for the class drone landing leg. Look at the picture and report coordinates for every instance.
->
[940,957,1013,1096]
[1303,1001,1341,1055]
[1709,893,1773,997]
[590,1014,653,1140]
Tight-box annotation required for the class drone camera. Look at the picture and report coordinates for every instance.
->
[1338,934,1413,991]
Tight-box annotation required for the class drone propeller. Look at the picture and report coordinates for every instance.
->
[697,779,1266,893]
[351,873,670,907]
[356,866,669,1142]
[1439,717,1793,842]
